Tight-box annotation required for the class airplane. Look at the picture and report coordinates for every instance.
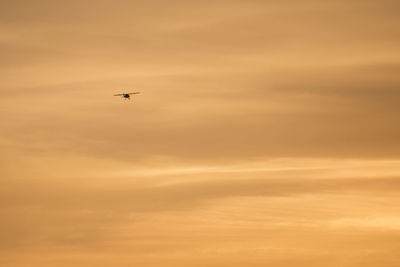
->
[114,92,140,100]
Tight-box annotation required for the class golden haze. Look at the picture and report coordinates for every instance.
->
[1,1,400,266]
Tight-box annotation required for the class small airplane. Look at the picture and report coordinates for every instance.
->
[114,92,140,100]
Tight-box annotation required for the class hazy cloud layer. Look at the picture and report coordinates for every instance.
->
[1,1,400,266]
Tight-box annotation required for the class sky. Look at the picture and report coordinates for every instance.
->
[1,0,400,266]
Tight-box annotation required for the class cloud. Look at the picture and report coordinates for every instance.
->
[2,63,400,162]
[2,158,400,252]
[1,1,400,266]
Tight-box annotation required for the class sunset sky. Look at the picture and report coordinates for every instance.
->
[1,1,400,266]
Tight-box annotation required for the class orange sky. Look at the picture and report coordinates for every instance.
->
[1,1,400,266]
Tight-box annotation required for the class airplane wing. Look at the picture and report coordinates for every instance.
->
[114,94,124,96]
[126,92,140,94]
